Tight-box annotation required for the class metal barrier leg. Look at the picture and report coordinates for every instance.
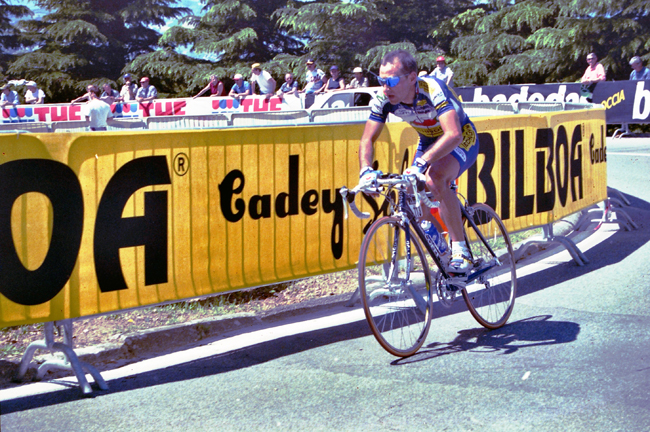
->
[576,198,638,232]
[13,320,108,396]
[513,223,588,266]
[346,287,361,307]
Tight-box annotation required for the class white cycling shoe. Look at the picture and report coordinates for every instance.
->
[448,250,472,274]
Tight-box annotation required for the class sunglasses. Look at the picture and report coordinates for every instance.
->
[377,74,410,88]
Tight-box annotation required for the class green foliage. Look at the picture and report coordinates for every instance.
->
[433,0,650,86]
[0,0,33,77]
[7,0,190,102]
[6,0,650,100]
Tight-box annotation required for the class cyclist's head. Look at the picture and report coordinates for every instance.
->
[381,50,418,76]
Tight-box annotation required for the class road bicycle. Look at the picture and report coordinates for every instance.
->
[340,173,517,357]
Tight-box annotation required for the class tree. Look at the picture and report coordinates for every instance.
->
[431,0,650,86]
[8,0,190,102]
[129,0,305,97]
[0,0,32,79]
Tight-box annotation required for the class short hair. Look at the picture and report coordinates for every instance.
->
[630,56,642,66]
[381,50,418,75]
[89,85,100,97]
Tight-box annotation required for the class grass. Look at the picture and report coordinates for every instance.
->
[0,270,360,364]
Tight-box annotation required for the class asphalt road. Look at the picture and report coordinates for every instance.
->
[1,138,649,432]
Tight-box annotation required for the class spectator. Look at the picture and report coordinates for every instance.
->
[229,73,251,98]
[193,74,224,98]
[120,74,137,102]
[581,53,606,84]
[136,77,157,102]
[348,67,369,89]
[24,81,45,104]
[0,83,20,107]
[302,59,325,94]
[321,65,346,93]
[276,73,299,99]
[71,85,94,104]
[629,56,650,81]
[82,85,113,131]
[101,83,120,104]
[250,63,276,96]
[580,53,606,103]
[432,56,454,87]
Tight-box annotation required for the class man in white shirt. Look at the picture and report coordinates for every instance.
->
[250,63,276,95]
[83,86,113,131]
[24,81,46,104]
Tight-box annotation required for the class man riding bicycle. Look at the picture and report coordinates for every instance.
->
[358,50,479,273]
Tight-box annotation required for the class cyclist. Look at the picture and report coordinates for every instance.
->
[358,50,479,274]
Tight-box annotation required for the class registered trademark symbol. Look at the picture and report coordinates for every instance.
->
[173,153,189,176]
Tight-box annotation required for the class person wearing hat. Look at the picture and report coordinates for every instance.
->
[432,56,454,87]
[250,63,276,96]
[302,59,325,94]
[229,73,251,98]
[0,83,20,107]
[24,81,45,104]
[136,77,157,102]
[347,67,369,89]
[120,74,138,102]
[193,74,224,98]
[322,65,346,93]
[82,85,113,131]
[629,56,650,81]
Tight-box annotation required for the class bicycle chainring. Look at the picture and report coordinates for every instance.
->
[434,272,459,308]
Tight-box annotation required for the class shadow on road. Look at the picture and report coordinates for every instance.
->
[392,315,580,365]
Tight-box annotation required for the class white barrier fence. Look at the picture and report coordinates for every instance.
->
[0,102,596,134]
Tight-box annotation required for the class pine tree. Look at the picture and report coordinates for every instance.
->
[431,0,650,86]
[128,0,305,97]
[8,0,190,102]
[0,0,32,79]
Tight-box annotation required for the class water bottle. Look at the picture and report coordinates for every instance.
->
[420,220,449,256]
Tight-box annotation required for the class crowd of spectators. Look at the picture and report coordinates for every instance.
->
[1,54,649,110]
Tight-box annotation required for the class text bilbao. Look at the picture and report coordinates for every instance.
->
[0,157,170,306]
[467,124,600,219]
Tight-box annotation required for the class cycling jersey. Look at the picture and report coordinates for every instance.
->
[369,76,478,175]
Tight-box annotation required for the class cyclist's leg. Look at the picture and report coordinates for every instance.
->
[430,126,479,272]
[427,154,463,242]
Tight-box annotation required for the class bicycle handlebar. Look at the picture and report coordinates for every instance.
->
[341,173,439,220]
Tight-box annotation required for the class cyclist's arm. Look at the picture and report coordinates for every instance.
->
[419,109,462,164]
[359,119,384,169]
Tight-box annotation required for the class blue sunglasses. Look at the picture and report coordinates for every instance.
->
[377,74,410,87]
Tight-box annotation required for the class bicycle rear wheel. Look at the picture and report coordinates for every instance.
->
[359,216,433,357]
[462,203,517,329]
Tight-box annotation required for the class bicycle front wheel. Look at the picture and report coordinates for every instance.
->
[462,203,517,329]
[359,216,433,357]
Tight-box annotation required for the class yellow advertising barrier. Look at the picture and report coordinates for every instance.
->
[0,107,606,327]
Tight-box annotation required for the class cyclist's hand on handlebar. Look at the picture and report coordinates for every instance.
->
[404,157,430,183]
[359,167,382,195]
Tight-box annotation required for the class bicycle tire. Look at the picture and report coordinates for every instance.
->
[461,203,517,329]
[359,216,433,357]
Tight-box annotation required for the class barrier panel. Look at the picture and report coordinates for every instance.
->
[230,110,311,127]
[0,106,606,327]
[455,80,650,124]
[147,114,229,130]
